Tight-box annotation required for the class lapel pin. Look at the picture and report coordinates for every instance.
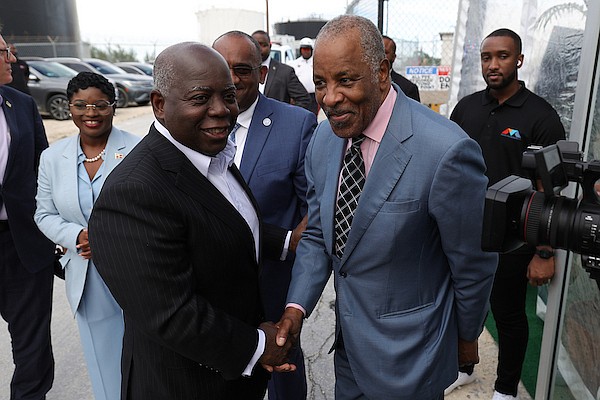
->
[6,101,11,108]
[114,153,124,159]
[262,117,272,127]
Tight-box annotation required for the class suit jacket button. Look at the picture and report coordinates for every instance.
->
[339,271,347,278]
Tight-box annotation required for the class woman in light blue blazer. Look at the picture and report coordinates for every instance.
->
[34,72,141,400]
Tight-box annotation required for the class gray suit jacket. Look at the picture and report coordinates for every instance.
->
[263,59,312,111]
[287,85,497,399]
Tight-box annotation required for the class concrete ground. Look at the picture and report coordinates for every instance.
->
[301,278,532,400]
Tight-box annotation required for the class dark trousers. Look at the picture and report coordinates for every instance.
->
[490,252,533,396]
[260,259,307,400]
[0,230,54,400]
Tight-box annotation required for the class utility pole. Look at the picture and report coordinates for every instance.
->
[377,0,387,33]
[265,0,270,36]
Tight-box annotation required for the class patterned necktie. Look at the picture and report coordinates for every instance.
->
[334,134,366,259]
[230,122,241,143]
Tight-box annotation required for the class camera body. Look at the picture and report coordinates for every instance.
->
[482,140,600,282]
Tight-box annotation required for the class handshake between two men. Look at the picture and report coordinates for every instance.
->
[257,215,308,373]
[258,307,306,373]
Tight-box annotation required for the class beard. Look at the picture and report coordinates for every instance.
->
[484,67,518,90]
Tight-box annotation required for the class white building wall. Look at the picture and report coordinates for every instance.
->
[196,8,265,45]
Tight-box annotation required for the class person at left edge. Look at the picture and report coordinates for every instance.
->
[6,43,30,95]
[34,71,141,400]
[0,31,55,400]
[88,42,295,400]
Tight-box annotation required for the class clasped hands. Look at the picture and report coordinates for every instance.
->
[259,307,305,373]
[76,228,92,259]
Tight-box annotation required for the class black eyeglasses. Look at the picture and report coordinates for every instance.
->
[230,65,261,78]
[69,100,115,115]
[0,48,13,62]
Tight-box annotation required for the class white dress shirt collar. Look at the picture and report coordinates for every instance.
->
[232,96,259,167]
[153,119,236,178]
[0,93,11,219]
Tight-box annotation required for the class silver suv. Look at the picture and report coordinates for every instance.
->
[48,57,153,108]
[23,58,76,120]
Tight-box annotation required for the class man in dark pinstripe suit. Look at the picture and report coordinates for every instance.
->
[89,42,295,400]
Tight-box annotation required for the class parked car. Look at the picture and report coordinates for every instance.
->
[47,57,153,108]
[270,44,295,64]
[115,62,153,76]
[45,57,121,106]
[83,58,153,107]
[23,58,77,120]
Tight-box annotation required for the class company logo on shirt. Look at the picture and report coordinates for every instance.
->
[501,128,521,140]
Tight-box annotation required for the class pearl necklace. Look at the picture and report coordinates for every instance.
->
[84,149,105,163]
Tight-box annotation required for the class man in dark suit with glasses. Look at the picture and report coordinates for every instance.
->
[0,32,55,400]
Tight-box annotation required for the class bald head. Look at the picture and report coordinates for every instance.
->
[213,31,266,112]
[150,41,238,156]
[154,42,229,97]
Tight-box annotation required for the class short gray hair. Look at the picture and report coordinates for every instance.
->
[315,15,385,79]
[153,42,198,96]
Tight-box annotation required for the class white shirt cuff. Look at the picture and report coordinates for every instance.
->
[242,329,265,376]
[280,230,292,261]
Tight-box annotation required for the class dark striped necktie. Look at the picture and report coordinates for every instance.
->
[334,134,366,259]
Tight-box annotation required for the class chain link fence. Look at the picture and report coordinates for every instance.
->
[347,0,460,108]
[6,35,91,58]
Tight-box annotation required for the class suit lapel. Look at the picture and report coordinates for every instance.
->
[148,129,257,258]
[264,63,276,96]
[229,163,262,220]
[321,131,346,256]
[2,89,19,175]
[103,127,128,173]
[229,163,264,268]
[239,95,273,183]
[340,91,413,264]
[61,136,88,226]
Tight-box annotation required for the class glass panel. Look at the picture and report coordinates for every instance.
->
[548,0,600,396]
[552,73,600,400]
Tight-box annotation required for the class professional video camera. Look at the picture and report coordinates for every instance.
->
[482,140,600,284]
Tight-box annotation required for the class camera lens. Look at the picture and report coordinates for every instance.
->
[521,192,579,249]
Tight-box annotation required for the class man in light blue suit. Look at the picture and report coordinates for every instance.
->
[274,16,498,400]
[213,32,316,400]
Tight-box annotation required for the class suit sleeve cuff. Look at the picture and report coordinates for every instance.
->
[285,303,307,317]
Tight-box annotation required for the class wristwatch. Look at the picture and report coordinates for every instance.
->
[535,248,555,259]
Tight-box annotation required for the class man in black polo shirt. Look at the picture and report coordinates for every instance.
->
[446,29,565,400]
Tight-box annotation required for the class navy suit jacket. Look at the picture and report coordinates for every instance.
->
[240,94,317,321]
[263,59,312,112]
[239,94,315,230]
[0,85,54,272]
[287,85,497,399]
[238,94,316,320]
